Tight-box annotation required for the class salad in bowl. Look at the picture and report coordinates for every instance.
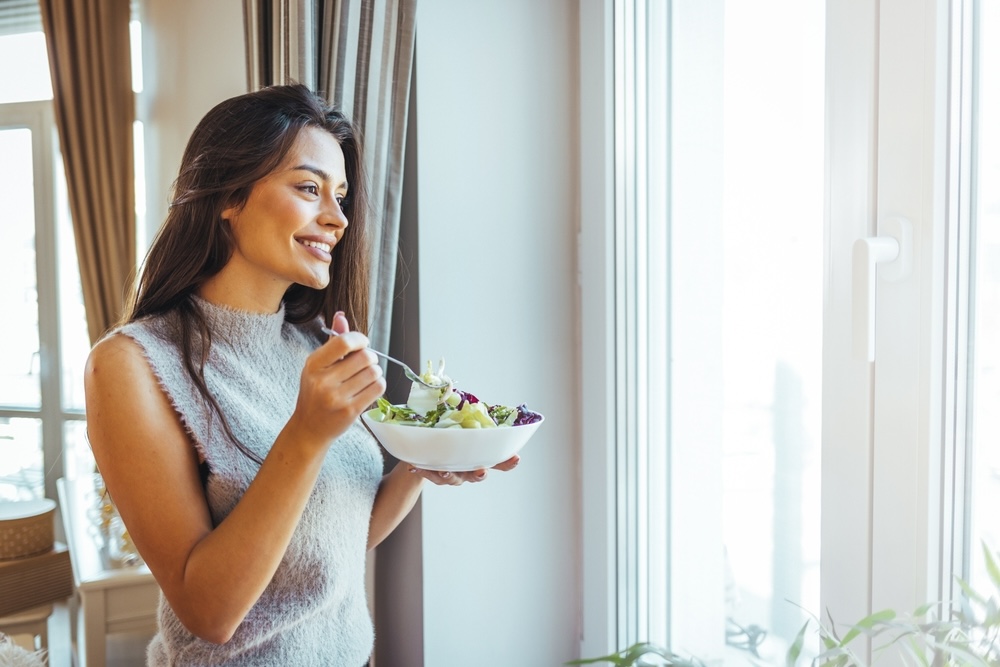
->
[361,360,544,471]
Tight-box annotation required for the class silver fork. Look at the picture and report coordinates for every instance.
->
[320,326,451,390]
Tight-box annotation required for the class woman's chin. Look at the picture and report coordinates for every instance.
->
[299,274,331,291]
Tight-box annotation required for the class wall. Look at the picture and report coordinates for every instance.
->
[413,1,580,665]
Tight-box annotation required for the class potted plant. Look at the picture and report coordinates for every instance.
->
[571,544,1000,667]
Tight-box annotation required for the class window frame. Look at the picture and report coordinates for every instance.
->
[578,0,618,659]
[0,99,85,502]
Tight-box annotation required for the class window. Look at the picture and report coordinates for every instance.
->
[0,3,144,501]
[580,0,989,664]
[605,0,824,661]
[0,27,89,501]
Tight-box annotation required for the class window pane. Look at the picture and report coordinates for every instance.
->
[969,0,1000,593]
[0,127,41,408]
[718,0,823,661]
[56,147,89,411]
[63,419,94,482]
[0,417,43,500]
[0,32,52,103]
[629,0,824,660]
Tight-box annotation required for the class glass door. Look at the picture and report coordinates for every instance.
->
[0,103,91,503]
[0,125,45,499]
[579,0,984,663]
[588,1,827,663]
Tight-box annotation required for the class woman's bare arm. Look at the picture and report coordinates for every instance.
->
[367,463,424,550]
[85,331,383,644]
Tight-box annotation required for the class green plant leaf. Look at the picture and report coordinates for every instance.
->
[824,608,843,643]
[565,652,626,666]
[786,621,810,667]
[566,642,701,667]
[841,608,897,646]
[900,635,929,667]
[959,580,982,609]
[622,642,667,663]
[814,643,864,667]
[625,643,703,667]
[925,634,992,667]
[983,543,1000,592]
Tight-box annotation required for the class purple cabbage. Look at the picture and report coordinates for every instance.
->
[512,404,543,426]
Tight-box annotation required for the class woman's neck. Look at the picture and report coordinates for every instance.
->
[197,266,288,314]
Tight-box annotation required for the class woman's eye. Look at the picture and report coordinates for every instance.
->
[336,195,347,208]
[299,184,319,196]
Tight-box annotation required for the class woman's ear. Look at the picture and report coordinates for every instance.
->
[221,205,237,222]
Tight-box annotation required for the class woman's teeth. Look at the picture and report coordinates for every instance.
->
[300,240,332,253]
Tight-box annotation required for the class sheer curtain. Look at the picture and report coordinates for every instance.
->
[242,5,416,664]
[243,0,416,353]
[38,0,136,344]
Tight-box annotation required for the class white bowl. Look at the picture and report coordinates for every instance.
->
[361,408,545,471]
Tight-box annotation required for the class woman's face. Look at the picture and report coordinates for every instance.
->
[221,126,349,297]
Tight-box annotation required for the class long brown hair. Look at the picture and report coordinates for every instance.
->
[124,84,372,465]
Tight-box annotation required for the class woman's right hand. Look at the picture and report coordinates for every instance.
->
[290,311,386,448]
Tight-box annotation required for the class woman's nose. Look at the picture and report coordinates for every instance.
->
[320,197,349,229]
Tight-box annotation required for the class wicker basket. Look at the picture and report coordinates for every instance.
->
[0,499,56,560]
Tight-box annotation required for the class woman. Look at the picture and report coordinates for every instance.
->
[84,84,516,666]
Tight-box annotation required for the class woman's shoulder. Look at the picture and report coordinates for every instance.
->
[87,311,184,388]
[86,331,156,385]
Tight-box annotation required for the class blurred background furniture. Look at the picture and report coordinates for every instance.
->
[0,498,73,665]
[0,604,52,657]
[58,475,159,667]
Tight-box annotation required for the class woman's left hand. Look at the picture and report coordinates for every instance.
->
[409,454,520,486]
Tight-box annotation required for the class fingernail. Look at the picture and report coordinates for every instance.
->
[335,310,345,318]
[439,471,451,478]
[475,471,486,481]
[408,467,417,473]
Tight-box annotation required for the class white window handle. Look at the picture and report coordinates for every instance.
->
[852,217,912,361]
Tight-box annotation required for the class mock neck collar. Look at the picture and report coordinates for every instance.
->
[190,294,287,347]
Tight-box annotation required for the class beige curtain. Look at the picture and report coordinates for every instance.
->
[39,0,136,345]
[243,0,416,353]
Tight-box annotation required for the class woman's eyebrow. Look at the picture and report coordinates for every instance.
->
[290,163,348,190]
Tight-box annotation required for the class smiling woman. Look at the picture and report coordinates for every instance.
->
[82,84,520,666]
[209,126,351,307]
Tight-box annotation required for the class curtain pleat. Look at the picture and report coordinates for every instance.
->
[243,0,415,353]
[38,0,136,345]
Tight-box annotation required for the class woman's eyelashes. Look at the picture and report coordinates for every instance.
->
[296,184,347,209]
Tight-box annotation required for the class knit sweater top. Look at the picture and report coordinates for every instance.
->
[115,296,383,667]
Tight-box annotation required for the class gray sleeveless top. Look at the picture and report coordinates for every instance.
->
[114,297,383,666]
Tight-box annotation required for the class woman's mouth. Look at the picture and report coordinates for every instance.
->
[299,239,333,253]
[298,238,334,261]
